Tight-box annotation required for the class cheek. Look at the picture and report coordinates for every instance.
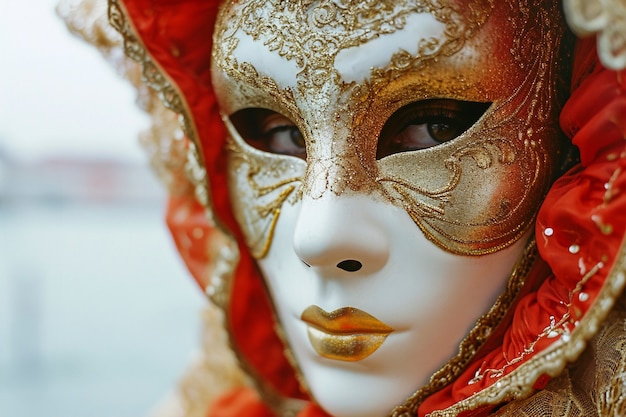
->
[447,157,530,224]
[379,235,520,330]
[255,201,308,305]
[248,188,528,413]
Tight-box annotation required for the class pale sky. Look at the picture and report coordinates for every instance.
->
[0,0,150,163]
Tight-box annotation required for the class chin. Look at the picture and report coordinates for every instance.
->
[316,393,394,417]
[304,363,418,417]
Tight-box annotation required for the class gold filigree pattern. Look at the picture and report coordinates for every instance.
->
[227,0,497,93]
[214,0,567,257]
[371,0,564,256]
[369,0,495,80]
[378,133,530,255]
[225,120,305,259]
[236,0,431,95]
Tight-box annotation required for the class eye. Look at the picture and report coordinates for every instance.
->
[377,99,491,159]
[230,108,306,159]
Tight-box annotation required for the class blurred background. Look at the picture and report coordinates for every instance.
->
[0,1,206,416]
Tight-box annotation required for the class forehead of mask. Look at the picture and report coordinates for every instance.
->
[212,1,528,115]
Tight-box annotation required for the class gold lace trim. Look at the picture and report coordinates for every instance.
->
[108,0,198,144]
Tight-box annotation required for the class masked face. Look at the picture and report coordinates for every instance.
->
[212,1,564,416]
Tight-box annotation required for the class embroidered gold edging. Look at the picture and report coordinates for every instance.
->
[426,237,626,417]
[476,300,626,416]
[107,0,213,214]
[108,0,197,144]
[108,0,295,415]
[388,238,538,417]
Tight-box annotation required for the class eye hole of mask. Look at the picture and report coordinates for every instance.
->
[377,99,491,159]
[230,108,306,160]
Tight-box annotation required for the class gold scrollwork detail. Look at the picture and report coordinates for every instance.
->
[108,0,196,141]
[249,169,301,259]
[227,136,304,259]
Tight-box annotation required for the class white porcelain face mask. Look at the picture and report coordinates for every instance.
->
[211,1,565,416]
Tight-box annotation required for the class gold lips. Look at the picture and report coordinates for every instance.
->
[301,305,394,362]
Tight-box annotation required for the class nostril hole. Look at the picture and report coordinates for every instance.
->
[337,260,362,272]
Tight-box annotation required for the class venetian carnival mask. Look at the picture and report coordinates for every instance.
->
[211,1,566,416]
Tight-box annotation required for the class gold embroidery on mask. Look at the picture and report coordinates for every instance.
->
[375,93,549,256]
[226,131,304,259]
[215,0,498,255]
[234,1,430,93]
[370,3,564,256]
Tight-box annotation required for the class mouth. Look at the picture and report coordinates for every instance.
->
[301,305,394,362]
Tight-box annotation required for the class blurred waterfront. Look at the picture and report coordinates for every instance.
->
[0,1,208,415]
[0,156,206,417]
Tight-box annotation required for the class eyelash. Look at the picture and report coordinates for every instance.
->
[395,105,459,131]
[261,125,293,138]
[376,99,491,158]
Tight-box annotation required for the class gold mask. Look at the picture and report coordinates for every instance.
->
[212,0,566,257]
